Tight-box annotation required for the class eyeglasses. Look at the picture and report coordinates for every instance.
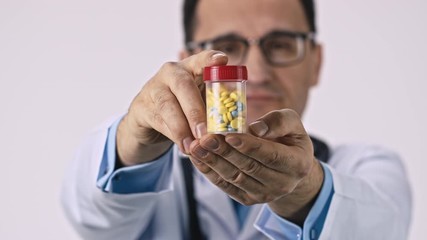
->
[186,30,316,67]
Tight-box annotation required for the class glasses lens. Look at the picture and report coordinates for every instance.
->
[263,35,303,65]
[211,39,246,65]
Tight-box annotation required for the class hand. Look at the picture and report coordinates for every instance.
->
[188,109,324,225]
[117,50,228,166]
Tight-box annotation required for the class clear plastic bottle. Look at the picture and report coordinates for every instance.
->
[203,65,247,134]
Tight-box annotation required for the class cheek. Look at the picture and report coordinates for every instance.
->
[274,68,313,113]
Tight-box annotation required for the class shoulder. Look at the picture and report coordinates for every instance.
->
[327,143,403,172]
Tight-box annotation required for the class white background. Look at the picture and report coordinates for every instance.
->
[0,0,425,239]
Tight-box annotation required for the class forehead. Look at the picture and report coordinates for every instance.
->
[194,0,309,41]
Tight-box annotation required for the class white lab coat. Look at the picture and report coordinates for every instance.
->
[61,117,412,240]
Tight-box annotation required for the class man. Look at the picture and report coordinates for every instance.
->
[61,0,412,239]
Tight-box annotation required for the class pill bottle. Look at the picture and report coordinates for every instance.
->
[203,65,247,134]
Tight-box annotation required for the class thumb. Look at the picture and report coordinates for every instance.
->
[248,120,269,137]
[248,109,307,139]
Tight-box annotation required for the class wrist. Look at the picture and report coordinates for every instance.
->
[116,115,173,166]
[268,158,324,226]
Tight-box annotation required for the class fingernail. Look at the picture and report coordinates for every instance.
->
[204,138,219,150]
[190,156,202,165]
[249,120,268,137]
[183,137,193,154]
[225,136,242,148]
[193,146,208,158]
[195,122,207,139]
[211,51,226,61]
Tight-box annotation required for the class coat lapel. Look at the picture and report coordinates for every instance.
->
[194,169,240,237]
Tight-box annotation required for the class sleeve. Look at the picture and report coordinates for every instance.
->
[60,116,182,240]
[96,117,173,194]
[254,162,334,240]
[316,145,412,240]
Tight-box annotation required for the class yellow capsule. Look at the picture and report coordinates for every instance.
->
[230,119,238,129]
[230,92,238,101]
[228,106,237,112]
[222,113,229,123]
[220,91,229,97]
[223,98,233,104]
[218,122,228,128]
[227,112,233,122]
[225,102,235,108]
[217,127,227,132]
[218,106,227,114]
[219,95,228,102]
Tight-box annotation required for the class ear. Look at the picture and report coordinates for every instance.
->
[309,43,323,87]
[179,49,191,60]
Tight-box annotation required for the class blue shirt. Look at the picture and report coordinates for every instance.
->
[97,118,334,240]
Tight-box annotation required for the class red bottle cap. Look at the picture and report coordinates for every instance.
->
[203,65,247,81]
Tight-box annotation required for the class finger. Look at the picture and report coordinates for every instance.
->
[136,84,193,153]
[180,50,228,82]
[195,134,287,183]
[225,133,313,179]
[145,51,226,153]
[249,109,308,142]
[188,155,262,205]
[169,50,228,139]
[189,137,264,193]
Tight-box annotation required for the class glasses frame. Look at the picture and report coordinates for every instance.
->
[186,30,316,67]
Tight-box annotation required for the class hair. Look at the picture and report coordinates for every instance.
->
[183,0,317,43]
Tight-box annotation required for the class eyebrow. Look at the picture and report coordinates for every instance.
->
[186,29,313,51]
[203,32,245,42]
[204,29,308,42]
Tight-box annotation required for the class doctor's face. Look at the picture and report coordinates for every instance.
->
[190,0,322,124]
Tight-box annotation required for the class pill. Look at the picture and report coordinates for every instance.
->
[228,106,237,112]
[218,106,227,114]
[225,102,235,108]
[230,119,238,129]
[231,110,238,118]
[222,113,229,123]
[217,127,227,132]
[230,92,238,101]
[227,112,233,122]
[223,98,234,104]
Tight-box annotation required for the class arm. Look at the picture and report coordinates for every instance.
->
[60,117,176,240]
[254,162,334,240]
[188,109,412,239]
[61,50,229,239]
[319,145,412,239]
[116,50,228,167]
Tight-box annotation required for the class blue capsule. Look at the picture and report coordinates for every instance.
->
[231,110,238,118]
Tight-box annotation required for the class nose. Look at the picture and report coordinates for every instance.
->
[242,44,272,85]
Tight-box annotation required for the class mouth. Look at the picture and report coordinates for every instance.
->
[247,95,276,101]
